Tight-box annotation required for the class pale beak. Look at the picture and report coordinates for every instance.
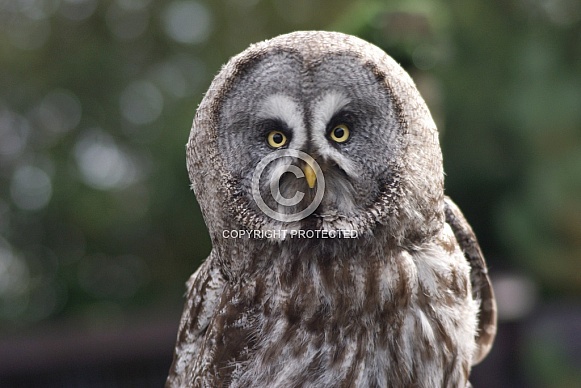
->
[302,162,316,189]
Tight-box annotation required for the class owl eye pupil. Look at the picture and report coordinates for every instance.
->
[272,133,283,144]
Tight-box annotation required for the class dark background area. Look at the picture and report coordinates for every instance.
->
[0,0,580,387]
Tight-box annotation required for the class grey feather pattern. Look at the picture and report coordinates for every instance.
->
[167,31,496,387]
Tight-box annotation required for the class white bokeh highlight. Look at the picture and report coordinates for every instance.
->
[162,1,212,44]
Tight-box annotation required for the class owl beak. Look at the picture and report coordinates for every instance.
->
[302,163,317,189]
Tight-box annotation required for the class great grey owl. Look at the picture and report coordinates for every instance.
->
[166,31,496,387]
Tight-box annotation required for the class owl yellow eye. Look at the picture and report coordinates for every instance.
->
[330,124,350,143]
[267,130,287,148]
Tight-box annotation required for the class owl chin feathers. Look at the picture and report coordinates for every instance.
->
[232,160,401,243]
[253,157,369,233]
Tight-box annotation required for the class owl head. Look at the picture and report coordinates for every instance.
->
[187,31,444,247]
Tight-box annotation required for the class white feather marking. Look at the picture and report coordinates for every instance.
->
[313,90,350,126]
[310,91,358,177]
[418,309,436,344]
[377,259,395,304]
[258,94,307,149]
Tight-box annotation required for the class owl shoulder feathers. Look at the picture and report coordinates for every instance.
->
[167,250,225,387]
[444,196,497,364]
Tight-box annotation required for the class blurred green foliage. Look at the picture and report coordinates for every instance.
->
[341,0,581,296]
[0,2,580,383]
[0,0,360,328]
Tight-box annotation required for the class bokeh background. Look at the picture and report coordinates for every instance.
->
[0,0,580,386]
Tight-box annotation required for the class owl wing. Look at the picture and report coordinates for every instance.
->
[444,196,497,365]
[166,250,225,387]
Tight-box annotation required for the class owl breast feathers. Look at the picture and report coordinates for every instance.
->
[166,31,496,387]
